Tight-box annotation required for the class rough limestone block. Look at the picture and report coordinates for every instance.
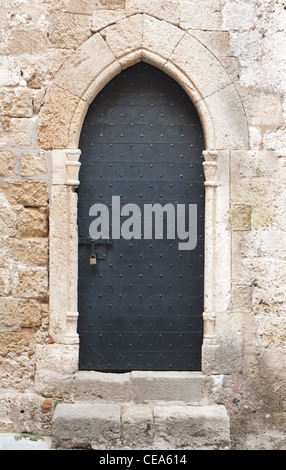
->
[0,88,34,118]
[35,343,79,375]
[92,9,130,32]
[20,152,47,176]
[102,14,143,59]
[126,0,180,25]
[10,238,48,267]
[47,10,92,50]
[6,30,48,55]
[153,405,230,449]
[223,2,256,32]
[200,84,249,149]
[1,182,48,207]
[121,405,154,448]
[53,33,118,100]
[9,118,35,146]
[170,33,231,99]
[0,151,15,176]
[0,57,21,86]
[52,403,121,449]
[35,369,75,399]
[12,267,48,299]
[230,204,252,231]
[0,298,41,328]
[0,330,34,357]
[131,371,204,403]
[38,85,83,150]
[96,0,127,9]
[238,87,284,129]
[180,0,222,31]
[17,207,48,238]
[142,15,184,60]
[73,371,131,402]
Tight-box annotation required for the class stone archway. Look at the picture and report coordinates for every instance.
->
[35,14,249,385]
[38,14,248,152]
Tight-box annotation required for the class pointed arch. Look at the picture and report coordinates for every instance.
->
[38,14,249,152]
[36,14,248,379]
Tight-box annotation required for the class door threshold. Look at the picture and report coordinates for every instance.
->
[73,370,206,404]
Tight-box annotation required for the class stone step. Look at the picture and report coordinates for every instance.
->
[72,371,217,404]
[52,402,230,450]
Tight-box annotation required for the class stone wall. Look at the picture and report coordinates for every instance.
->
[0,0,286,449]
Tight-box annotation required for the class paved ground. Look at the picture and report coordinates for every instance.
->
[0,433,52,450]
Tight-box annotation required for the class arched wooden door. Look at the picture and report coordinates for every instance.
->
[77,62,205,372]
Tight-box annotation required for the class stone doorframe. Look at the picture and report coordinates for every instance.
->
[36,14,249,385]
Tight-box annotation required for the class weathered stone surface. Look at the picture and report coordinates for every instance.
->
[9,118,35,146]
[96,0,126,9]
[0,192,17,238]
[0,57,21,86]
[0,330,35,357]
[10,238,48,266]
[41,0,96,14]
[0,151,15,176]
[35,369,74,398]
[126,0,180,24]
[0,0,285,452]
[92,9,129,32]
[230,285,252,312]
[0,88,34,118]
[238,87,284,129]
[6,6,48,30]
[6,30,48,55]
[223,1,256,32]
[47,10,92,49]
[170,32,231,99]
[53,33,117,100]
[35,343,79,374]
[52,402,230,450]
[52,403,121,449]
[224,1,286,94]
[2,182,48,206]
[20,50,70,90]
[180,0,222,31]
[189,30,233,57]
[0,298,41,328]
[153,405,230,449]
[230,204,252,231]
[17,207,48,238]
[0,269,11,297]
[199,84,249,149]
[143,15,184,59]
[121,405,154,447]
[12,267,48,299]
[20,152,47,176]
[102,14,143,59]
[131,371,204,403]
[74,371,131,402]
[38,85,83,149]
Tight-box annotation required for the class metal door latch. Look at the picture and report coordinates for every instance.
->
[79,238,112,265]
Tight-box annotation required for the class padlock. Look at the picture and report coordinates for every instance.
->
[90,253,97,265]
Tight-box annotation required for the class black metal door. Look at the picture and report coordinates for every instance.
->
[78,62,205,371]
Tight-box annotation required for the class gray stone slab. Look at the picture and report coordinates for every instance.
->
[0,433,51,450]
[52,403,121,449]
[153,404,230,450]
[131,371,205,403]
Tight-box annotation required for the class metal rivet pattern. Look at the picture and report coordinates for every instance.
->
[78,62,205,372]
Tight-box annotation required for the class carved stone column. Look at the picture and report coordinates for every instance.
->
[49,149,81,345]
[202,151,218,355]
